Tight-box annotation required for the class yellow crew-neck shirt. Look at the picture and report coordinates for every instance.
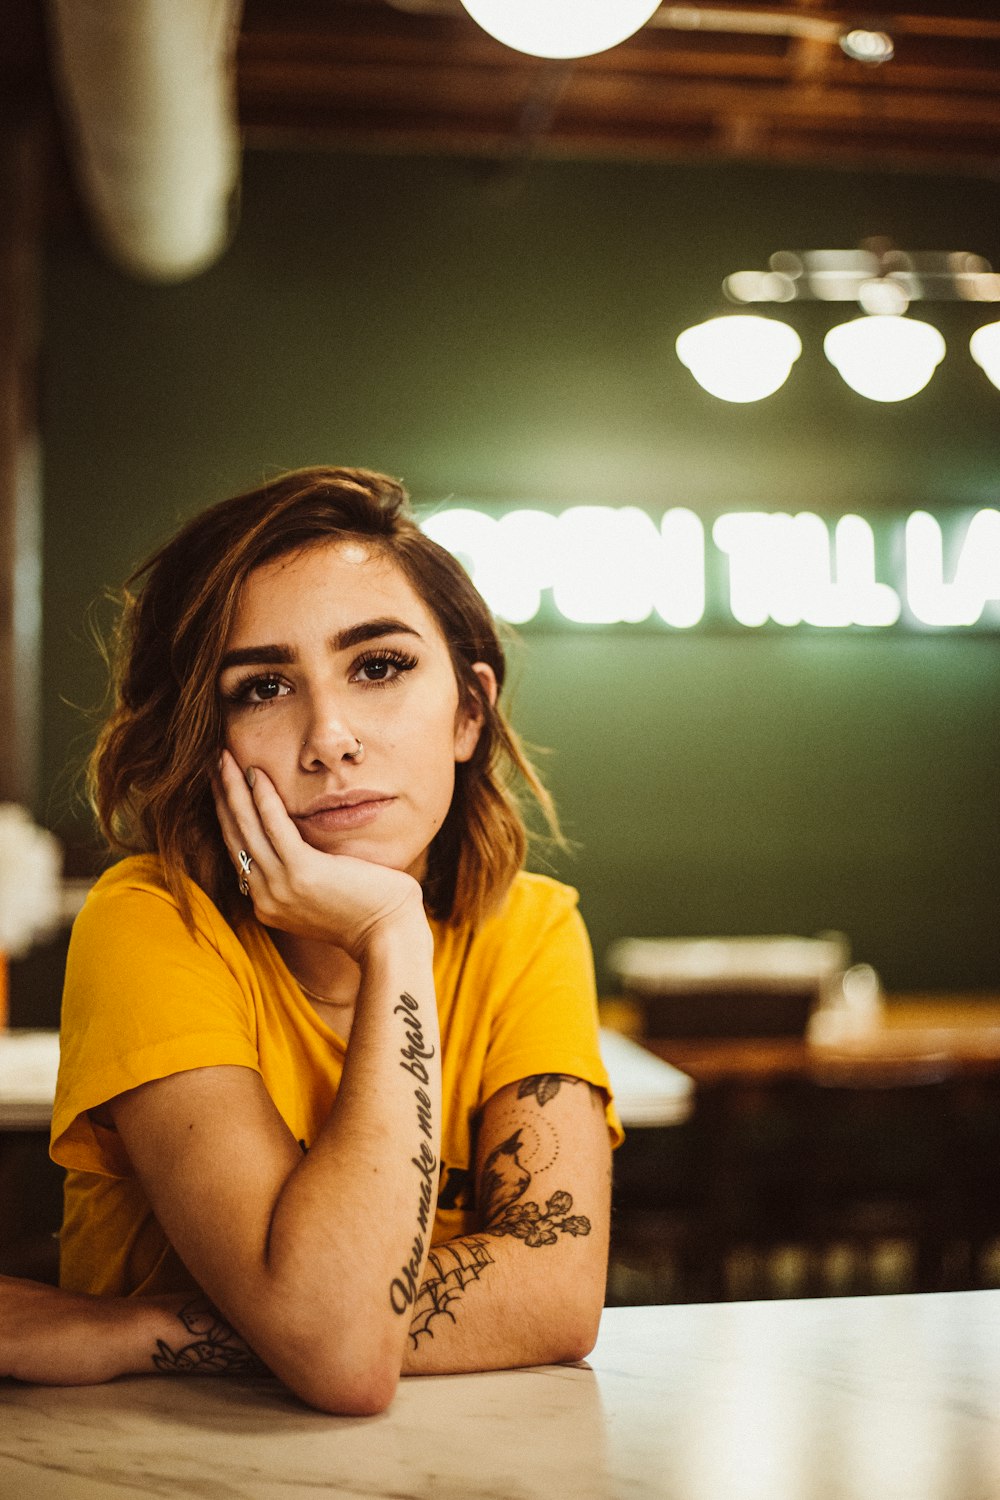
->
[51,855,621,1297]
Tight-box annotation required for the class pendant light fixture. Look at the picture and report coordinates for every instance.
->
[676,316,802,403]
[458,0,662,59]
[676,244,1000,403]
[823,315,946,403]
[970,322,1000,392]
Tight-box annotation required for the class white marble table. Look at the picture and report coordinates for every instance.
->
[0,1027,693,1131]
[4,1292,1000,1499]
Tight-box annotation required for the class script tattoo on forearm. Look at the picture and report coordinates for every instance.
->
[152,1298,269,1376]
[389,991,439,1319]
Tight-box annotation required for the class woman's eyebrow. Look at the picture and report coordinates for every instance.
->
[218,619,422,673]
[218,643,294,671]
[332,617,423,651]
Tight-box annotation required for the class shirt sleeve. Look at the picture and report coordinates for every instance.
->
[51,870,261,1178]
[479,879,624,1146]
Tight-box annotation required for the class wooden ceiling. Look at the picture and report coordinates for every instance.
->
[3,1,1000,177]
[235,0,1000,175]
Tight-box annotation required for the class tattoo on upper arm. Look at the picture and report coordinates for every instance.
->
[517,1074,580,1106]
[480,1128,591,1245]
[389,991,439,1320]
[152,1299,269,1377]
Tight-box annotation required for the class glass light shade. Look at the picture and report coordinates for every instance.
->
[823,315,945,402]
[675,315,802,403]
[970,321,1000,392]
[459,0,661,58]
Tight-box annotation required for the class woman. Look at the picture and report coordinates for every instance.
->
[0,466,619,1414]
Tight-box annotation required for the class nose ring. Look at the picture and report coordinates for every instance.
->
[345,739,364,763]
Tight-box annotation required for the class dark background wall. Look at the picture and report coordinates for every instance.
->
[39,150,1000,992]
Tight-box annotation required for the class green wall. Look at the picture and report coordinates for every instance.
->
[40,151,1000,990]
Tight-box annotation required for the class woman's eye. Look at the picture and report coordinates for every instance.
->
[234,675,290,705]
[352,650,418,686]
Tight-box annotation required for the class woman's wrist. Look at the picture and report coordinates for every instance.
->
[357,893,434,969]
[127,1294,269,1377]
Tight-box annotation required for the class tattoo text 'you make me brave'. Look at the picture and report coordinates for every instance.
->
[389,991,438,1316]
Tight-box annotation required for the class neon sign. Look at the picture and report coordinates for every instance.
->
[420,506,1000,630]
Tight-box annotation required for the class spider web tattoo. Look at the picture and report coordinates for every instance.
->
[407,1239,495,1348]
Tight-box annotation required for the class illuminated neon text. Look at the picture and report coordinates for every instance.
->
[420,507,1000,630]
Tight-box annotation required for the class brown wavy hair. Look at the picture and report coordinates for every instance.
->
[89,466,559,929]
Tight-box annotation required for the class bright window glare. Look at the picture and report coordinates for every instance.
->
[675,316,802,403]
[823,315,946,402]
[459,0,661,58]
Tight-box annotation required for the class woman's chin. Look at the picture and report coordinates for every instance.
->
[298,826,427,881]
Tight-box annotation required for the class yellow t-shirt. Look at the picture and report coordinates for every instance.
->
[51,855,621,1297]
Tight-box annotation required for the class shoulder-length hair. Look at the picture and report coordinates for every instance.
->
[89,466,558,929]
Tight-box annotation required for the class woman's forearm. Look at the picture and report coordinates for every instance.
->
[247,911,443,1409]
[103,901,442,1414]
[398,1220,607,1377]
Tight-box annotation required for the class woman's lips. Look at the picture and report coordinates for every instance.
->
[294,797,395,832]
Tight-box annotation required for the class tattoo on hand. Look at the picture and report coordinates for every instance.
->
[152,1299,268,1377]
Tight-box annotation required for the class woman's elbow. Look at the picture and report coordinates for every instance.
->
[559,1303,602,1364]
[291,1356,400,1417]
[541,1282,604,1367]
[263,1321,401,1415]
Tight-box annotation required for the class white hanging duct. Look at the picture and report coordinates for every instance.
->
[46,0,244,282]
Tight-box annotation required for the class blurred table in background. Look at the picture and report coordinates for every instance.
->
[644,994,1000,1085]
[606,994,1000,1308]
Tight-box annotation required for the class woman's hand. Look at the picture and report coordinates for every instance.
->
[213,750,427,962]
[0,1276,143,1386]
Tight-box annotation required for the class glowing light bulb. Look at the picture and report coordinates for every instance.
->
[675,316,802,403]
[823,315,945,402]
[459,0,661,58]
[970,321,1000,392]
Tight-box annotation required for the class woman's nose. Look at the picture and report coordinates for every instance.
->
[299,702,361,768]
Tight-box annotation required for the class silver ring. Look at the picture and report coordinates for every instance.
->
[238,849,253,897]
[345,738,364,762]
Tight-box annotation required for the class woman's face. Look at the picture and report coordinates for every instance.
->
[218,539,493,880]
